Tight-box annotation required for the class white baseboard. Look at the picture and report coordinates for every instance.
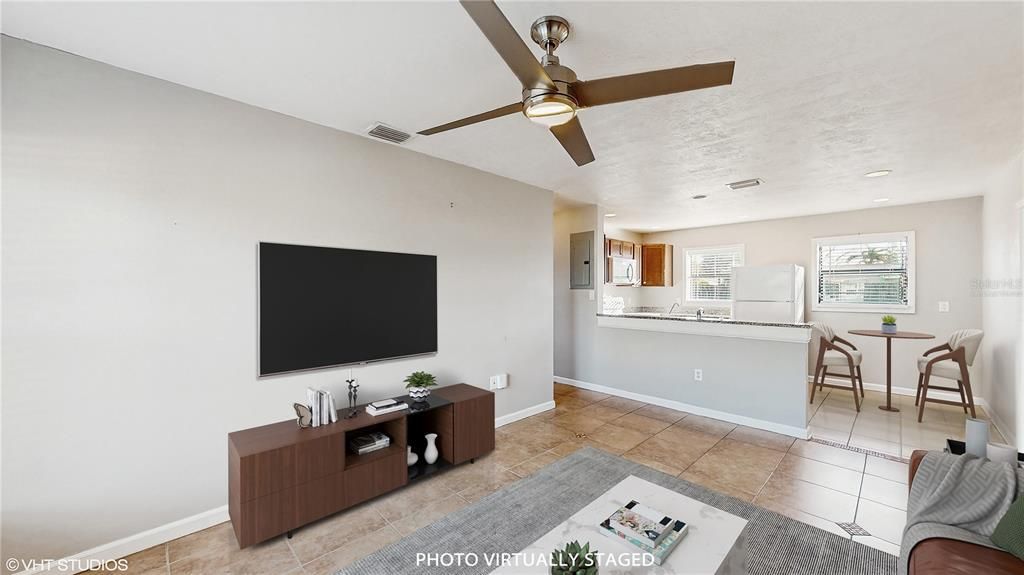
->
[495,400,556,428]
[16,506,228,574]
[554,376,809,439]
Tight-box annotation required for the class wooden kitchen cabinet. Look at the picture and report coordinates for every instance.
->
[641,244,673,287]
[605,237,635,259]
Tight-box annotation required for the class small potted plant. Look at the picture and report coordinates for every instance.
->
[881,315,897,334]
[550,541,598,575]
[404,371,437,403]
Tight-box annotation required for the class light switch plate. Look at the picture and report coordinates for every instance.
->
[694,369,703,382]
[938,301,950,312]
[588,290,595,301]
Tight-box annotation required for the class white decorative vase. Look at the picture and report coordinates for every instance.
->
[424,433,438,465]
[407,445,418,467]
[408,386,431,403]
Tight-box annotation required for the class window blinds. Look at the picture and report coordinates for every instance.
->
[816,236,910,307]
[686,247,744,301]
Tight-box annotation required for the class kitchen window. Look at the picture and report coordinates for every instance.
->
[685,245,745,303]
[813,231,915,313]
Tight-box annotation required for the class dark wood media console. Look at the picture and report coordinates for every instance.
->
[228,383,494,548]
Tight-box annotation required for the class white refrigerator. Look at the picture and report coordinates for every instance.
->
[731,264,805,323]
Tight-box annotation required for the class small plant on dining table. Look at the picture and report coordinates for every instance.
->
[881,315,897,334]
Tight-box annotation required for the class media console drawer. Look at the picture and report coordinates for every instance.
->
[228,383,495,548]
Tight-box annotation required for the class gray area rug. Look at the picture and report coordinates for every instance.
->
[339,448,896,574]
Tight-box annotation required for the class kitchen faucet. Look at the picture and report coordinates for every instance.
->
[696,307,705,320]
[667,302,680,314]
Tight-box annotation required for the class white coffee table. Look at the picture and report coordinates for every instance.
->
[491,475,748,574]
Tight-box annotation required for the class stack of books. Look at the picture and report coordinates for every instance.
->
[347,431,390,455]
[598,500,688,566]
[365,398,409,417]
[305,388,338,427]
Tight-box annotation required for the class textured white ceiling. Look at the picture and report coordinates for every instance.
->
[4,2,1022,231]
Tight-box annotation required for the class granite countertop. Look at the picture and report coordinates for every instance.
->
[597,311,811,329]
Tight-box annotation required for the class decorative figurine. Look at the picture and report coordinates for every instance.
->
[293,403,312,428]
[345,379,360,419]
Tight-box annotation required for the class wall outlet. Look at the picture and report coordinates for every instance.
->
[588,290,595,301]
[938,301,950,312]
[489,373,508,390]
[693,369,703,382]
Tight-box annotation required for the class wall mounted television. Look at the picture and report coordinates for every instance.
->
[258,242,437,376]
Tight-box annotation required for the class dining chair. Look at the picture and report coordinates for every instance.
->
[915,329,984,422]
[810,322,865,411]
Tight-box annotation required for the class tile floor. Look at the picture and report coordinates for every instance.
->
[807,382,1004,458]
[112,382,993,574]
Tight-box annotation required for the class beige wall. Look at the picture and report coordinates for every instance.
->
[981,151,1024,447]
[2,37,554,564]
[637,198,984,403]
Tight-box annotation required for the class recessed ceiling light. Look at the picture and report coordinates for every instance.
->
[692,194,708,200]
[604,213,617,217]
[864,170,892,178]
[873,197,890,203]
[726,178,762,190]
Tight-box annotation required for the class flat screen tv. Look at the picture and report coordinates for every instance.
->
[258,242,437,376]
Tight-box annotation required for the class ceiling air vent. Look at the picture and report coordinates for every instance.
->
[726,178,762,190]
[366,123,412,144]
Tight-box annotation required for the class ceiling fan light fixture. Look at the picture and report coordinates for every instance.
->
[523,93,577,127]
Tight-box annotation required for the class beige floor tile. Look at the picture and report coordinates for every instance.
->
[393,494,470,536]
[808,425,851,444]
[672,414,736,438]
[455,468,520,503]
[855,499,906,545]
[576,402,634,422]
[586,423,652,452]
[508,450,562,478]
[632,404,688,424]
[623,435,712,474]
[653,425,723,455]
[901,443,929,459]
[285,504,388,564]
[301,524,403,575]
[755,474,858,523]
[562,388,612,403]
[366,475,456,522]
[685,439,784,495]
[549,411,607,434]
[612,412,672,435]
[859,474,908,510]
[597,396,646,413]
[726,426,795,453]
[168,523,298,575]
[440,459,512,494]
[576,437,630,456]
[507,421,577,451]
[549,439,587,457]
[788,440,866,472]
[848,434,902,457]
[486,439,544,469]
[773,453,863,496]
[679,469,756,502]
[756,498,851,539]
[101,544,167,575]
[554,395,595,411]
[809,408,857,432]
[864,455,909,484]
[851,416,902,443]
[851,535,900,557]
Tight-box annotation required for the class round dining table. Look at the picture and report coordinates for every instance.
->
[848,329,935,412]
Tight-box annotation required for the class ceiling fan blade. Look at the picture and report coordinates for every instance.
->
[550,116,595,166]
[574,61,735,108]
[460,0,556,91]
[418,102,522,135]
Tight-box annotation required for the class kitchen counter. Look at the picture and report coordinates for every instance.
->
[597,312,811,344]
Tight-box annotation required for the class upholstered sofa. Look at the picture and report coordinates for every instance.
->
[906,450,1023,574]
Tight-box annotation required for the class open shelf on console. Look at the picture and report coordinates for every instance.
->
[343,416,405,471]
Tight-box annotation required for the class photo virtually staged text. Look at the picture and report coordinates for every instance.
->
[415,551,656,568]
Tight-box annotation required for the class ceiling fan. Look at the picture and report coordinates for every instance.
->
[418,1,736,167]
